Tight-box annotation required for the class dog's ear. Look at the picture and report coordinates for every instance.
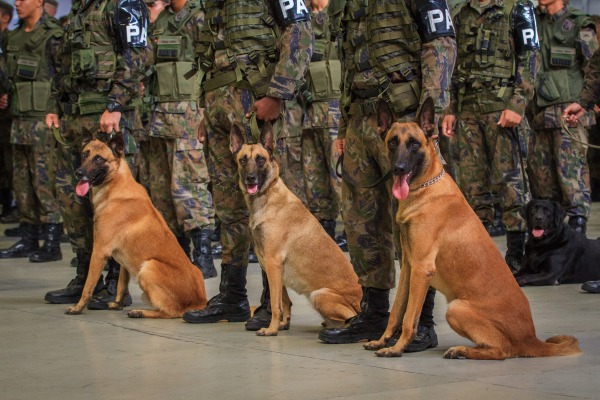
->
[377,100,393,138]
[81,135,93,149]
[553,201,566,226]
[260,121,275,156]
[416,97,436,139]
[108,132,124,158]
[229,123,246,154]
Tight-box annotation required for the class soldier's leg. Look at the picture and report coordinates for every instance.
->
[147,136,180,235]
[276,100,306,202]
[183,86,253,324]
[552,125,591,233]
[28,132,63,263]
[527,127,561,200]
[455,110,495,226]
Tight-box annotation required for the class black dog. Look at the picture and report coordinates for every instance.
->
[516,200,600,286]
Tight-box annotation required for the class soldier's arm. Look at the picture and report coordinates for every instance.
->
[579,48,600,110]
[107,0,149,109]
[413,0,457,115]
[507,1,539,118]
[577,19,599,75]
[46,32,63,117]
[266,0,313,101]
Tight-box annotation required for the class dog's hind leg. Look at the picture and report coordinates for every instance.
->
[127,309,176,318]
[109,267,131,310]
[310,288,357,328]
[280,286,292,330]
[128,262,181,319]
[442,300,510,360]
[66,250,109,315]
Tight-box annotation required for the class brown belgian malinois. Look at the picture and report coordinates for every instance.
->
[65,133,207,318]
[363,98,581,359]
[230,121,362,336]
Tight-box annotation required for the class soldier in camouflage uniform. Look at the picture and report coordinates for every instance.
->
[44,0,148,308]
[147,0,217,279]
[182,0,312,329]
[564,49,600,122]
[0,1,63,263]
[0,1,18,225]
[527,0,599,235]
[442,0,540,274]
[318,0,456,350]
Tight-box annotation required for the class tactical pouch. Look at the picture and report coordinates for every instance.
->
[78,92,107,115]
[156,36,182,60]
[156,61,198,102]
[16,57,40,80]
[549,46,576,67]
[307,60,342,102]
[32,82,51,111]
[386,80,421,115]
[71,48,116,80]
[537,73,560,102]
[14,82,32,113]
[476,29,497,68]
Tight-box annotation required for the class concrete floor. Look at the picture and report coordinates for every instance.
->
[1,212,599,400]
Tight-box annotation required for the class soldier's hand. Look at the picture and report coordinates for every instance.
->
[46,114,60,129]
[100,110,122,133]
[0,94,7,109]
[442,115,456,138]
[497,109,522,128]
[311,0,329,11]
[562,102,586,125]
[335,138,345,157]
[198,118,206,142]
[248,96,282,122]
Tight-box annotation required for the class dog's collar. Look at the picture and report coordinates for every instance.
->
[416,169,445,190]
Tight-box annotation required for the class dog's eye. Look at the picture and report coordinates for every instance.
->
[82,150,89,160]
[388,137,398,149]
[239,155,247,165]
[93,155,104,165]
[256,155,266,166]
[408,138,421,151]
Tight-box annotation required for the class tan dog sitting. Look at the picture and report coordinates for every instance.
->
[65,133,207,318]
[363,98,581,359]
[230,122,362,336]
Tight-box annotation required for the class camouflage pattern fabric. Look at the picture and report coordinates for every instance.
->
[11,123,61,225]
[579,49,600,110]
[276,100,306,203]
[55,111,138,254]
[455,110,531,231]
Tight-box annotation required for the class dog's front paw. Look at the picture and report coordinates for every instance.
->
[65,306,81,315]
[364,339,387,351]
[375,347,404,358]
[108,301,123,310]
[127,310,144,318]
[443,346,467,359]
[256,327,278,336]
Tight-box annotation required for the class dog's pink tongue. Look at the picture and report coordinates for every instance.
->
[392,175,410,200]
[247,184,258,195]
[76,180,90,197]
[532,229,545,238]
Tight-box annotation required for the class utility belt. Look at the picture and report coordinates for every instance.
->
[60,93,140,116]
[458,86,515,114]
[202,60,276,98]
[350,78,421,117]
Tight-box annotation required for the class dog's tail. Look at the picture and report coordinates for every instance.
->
[524,335,582,357]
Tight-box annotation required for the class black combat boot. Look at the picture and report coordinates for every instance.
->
[29,223,63,262]
[320,219,336,240]
[0,223,40,258]
[176,235,191,258]
[245,269,290,331]
[335,231,348,252]
[44,251,103,304]
[387,287,438,352]
[4,225,22,237]
[505,231,526,275]
[190,228,217,279]
[183,264,251,323]
[318,287,390,344]
[87,259,132,310]
[0,189,19,224]
[568,216,587,235]
[211,242,222,259]
[248,245,258,263]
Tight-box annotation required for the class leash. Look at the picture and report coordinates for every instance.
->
[560,117,600,149]
[247,111,284,144]
[508,126,529,195]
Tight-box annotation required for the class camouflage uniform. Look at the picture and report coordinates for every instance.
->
[45,0,147,304]
[181,0,312,325]
[450,0,538,234]
[318,0,456,346]
[148,1,214,239]
[276,99,306,203]
[528,5,599,224]
[579,48,600,110]
[0,27,14,218]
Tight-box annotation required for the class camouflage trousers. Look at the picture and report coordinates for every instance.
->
[342,109,400,289]
[454,110,530,232]
[204,86,259,267]
[146,136,214,235]
[276,101,341,221]
[55,111,138,255]
[0,116,12,190]
[11,120,61,225]
[527,126,591,218]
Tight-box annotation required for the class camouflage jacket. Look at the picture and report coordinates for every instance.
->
[50,0,148,115]
[579,48,600,110]
[449,0,540,117]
